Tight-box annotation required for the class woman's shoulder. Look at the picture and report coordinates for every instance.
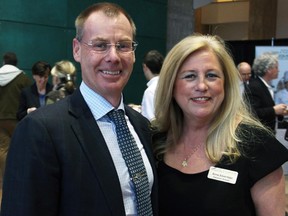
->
[236,123,288,184]
[237,123,273,143]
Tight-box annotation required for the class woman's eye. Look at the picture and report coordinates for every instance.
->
[182,73,196,79]
[207,73,217,77]
[207,73,220,79]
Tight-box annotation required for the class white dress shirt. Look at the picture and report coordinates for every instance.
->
[141,76,159,121]
[80,82,154,216]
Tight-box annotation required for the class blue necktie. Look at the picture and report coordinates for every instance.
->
[108,109,153,216]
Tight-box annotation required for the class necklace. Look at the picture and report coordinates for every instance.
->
[181,143,201,167]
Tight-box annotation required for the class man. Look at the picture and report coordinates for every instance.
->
[237,62,252,83]
[246,52,288,133]
[0,52,32,136]
[141,50,164,121]
[1,3,158,216]
[237,61,251,95]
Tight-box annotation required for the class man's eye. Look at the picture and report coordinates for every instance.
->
[93,42,107,49]
[117,42,131,50]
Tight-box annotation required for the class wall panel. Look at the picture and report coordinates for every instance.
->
[0,0,167,104]
[0,21,71,75]
[1,0,67,27]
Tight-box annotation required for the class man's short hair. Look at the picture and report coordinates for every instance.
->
[3,52,18,66]
[143,50,164,75]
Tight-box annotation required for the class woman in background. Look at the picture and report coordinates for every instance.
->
[46,60,77,104]
[17,61,52,120]
[152,33,288,216]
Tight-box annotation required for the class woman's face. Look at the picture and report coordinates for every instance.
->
[173,49,225,124]
[33,74,49,91]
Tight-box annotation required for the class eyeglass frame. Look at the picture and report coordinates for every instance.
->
[78,39,138,54]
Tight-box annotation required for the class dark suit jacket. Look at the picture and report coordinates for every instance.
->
[246,76,279,132]
[1,89,158,216]
[16,82,53,120]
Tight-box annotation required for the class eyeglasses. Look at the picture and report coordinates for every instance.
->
[80,40,138,54]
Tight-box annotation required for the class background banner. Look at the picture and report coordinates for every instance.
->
[255,46,288,96]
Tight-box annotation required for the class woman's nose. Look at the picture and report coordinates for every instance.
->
[195,78,208,91]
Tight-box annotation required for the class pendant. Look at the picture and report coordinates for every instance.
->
[182,160,188,167]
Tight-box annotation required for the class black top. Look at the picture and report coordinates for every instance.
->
[17,82,53,120]
[158,126,288,216]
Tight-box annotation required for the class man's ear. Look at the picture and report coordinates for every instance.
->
[73,38,81,63]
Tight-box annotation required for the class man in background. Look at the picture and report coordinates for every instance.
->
[246,52,288,133]
[0,52,32,137]
[237,61,251,95]
[141,50,164,121]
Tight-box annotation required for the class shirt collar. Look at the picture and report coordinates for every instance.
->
[79,81,125,120]
[259,76,273,89]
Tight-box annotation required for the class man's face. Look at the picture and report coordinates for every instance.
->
[269,63,279,80]
[239,64,251,82]
[73,11,135,106]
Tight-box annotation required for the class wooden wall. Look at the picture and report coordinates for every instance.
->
[249,0,277,40]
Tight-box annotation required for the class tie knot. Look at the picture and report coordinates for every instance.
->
[107,109,126,125]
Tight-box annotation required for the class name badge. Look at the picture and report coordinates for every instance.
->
[207,166,238,184]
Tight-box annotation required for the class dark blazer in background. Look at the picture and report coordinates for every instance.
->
[1,89,158,216]
[16,82,53,120]
[246,76,281,132]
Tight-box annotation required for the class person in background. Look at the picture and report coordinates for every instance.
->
[1,2,158,216]
[141,50,164,121]
[46,60,77,104]
[152,33,288,216]
[16,61,52,120]
[237,61,251,95]
[275,71,288,105]
[0,128,9,205]
[0,52,31,207]
[246,52,288,133]
[0,52,32,136]
[275,71,288,140]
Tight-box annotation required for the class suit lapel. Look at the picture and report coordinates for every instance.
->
[31,83,41,107]
[257,77,275,105]
[68,90,126,215]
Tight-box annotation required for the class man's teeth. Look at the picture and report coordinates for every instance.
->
[102,70,120,75]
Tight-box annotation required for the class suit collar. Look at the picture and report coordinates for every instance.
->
[68,89,126,215]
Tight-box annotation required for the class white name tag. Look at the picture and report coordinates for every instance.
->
[207,166,238,184]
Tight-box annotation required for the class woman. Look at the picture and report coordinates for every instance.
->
[152,34,288,216]
[17,61,52,120]
[46,60,77,104]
